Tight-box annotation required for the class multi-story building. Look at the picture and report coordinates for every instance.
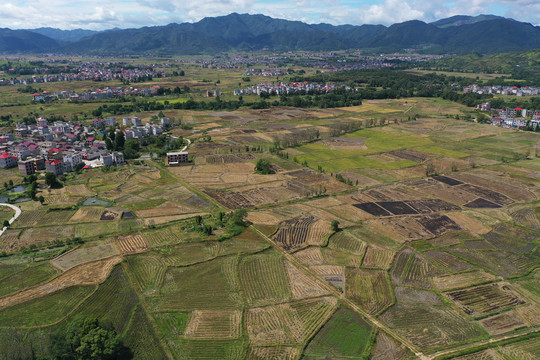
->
[0,152,17,168]
[112,152,124,165]
[167,151,189,166]
[45,159,64,175]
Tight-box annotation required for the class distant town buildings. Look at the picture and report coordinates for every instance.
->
[234,81,340,96]
[465,84,540,97]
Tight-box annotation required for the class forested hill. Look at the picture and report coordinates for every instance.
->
[3,13,540,55]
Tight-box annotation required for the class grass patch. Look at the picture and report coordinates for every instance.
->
[0,262,59,298]
[126,198,167,211]
[303,307,372,359]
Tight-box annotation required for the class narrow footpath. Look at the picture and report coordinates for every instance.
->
[0,203,22,237]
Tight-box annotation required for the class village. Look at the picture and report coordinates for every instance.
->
[0,63,166,86]
[0,114,183,176]
[32,85,162,103]
[477,102,540,129]
[234,81,340,96]
[465,84,540,96]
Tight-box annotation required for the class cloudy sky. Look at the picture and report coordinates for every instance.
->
[1,0,539,30]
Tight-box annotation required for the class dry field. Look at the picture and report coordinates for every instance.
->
[115,233,148,254]
[184,310,242,339]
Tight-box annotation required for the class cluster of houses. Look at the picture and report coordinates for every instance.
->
[465,85,540,97]
[33,85,161,103]
[234,81,340,96]
[480,103,540,129]
[243,68,289,77]
[0,115,172,175]
[1,64,166,87]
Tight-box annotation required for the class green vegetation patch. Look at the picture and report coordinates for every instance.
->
[125,198,167,211]
[0,286,94,327]
[126,252,166,294]
[303,307,373,359]
[0,262,59,298]
[153,312,190,337]
[151,256,242,311]
[69,265,138,334]
[123,306,168,360]
[167,339,247,360]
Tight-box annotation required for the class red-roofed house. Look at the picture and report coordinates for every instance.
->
[45,159,64,175]
[0,152,17,169]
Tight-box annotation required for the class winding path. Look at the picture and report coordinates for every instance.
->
[0,203,22,237]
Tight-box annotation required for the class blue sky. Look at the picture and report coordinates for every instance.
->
[1,0,539,30]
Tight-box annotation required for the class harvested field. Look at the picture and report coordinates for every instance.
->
[310,265,345,289]
[52,243,118,271]
[446,283,526,318]
[389,149,434,163]
[433,175,463,186]
[362,246,395,269]
[184,310,242,339]
[370,331,413,360]
[484,231,534,253]
[424,249,475,273]
[377,201,419,215]
[447,246,538,278]
[346,268,393,314]
[68,206,104,223]
[380,303,485,351]
[515,304,540,326]
[451,349,504,360]
[446,212,491,235]
[272,215,330,251]
[245,296,338,346]
[285,261,329,300]
[100,209,121,220]
[407,199,461,214]
[415,181,478,206]
[206,153,255,164]
[18,225,75,247]
[394,286,442,306]
[366,217,431,242]
[416,214,461,236]
[478,311,526,335]
[0,256,122,310]
[239,252,292,306]
[293,247,325,266]
[246,211,282,225]
[115,233,148,254]
[390,249,446,289]
[453,172,536,202]
[511,208,540,231]
[0,229,21,252]
[328,230,367,255]
[321,247,363,267]
[464,198,503,209]
[458,184,513,206]
[353,202,392,217]
[498,337,540,360]
[65,184,96,196]
[433,271,497,292]
[247,347,301,360]
[142,226,185,247]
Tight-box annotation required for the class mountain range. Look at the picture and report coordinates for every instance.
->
[2,13,540,55]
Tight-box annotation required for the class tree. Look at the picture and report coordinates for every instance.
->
[425,162,437,177]
[230,209,247,226]
[114,131,125,151]
[38,195,45,204]
[331,220,340,232]
[55,318,129,360]
[45,172,62,188]
[2,220,8,228]
[254,159,273,175]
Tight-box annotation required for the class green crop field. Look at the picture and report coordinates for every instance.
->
[0,286,95,328]
[303,307,373,359]
[124,306,168,359]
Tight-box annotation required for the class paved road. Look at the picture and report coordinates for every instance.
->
[0,203,22,237]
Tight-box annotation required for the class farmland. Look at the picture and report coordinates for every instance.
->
[0,77,539,360]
